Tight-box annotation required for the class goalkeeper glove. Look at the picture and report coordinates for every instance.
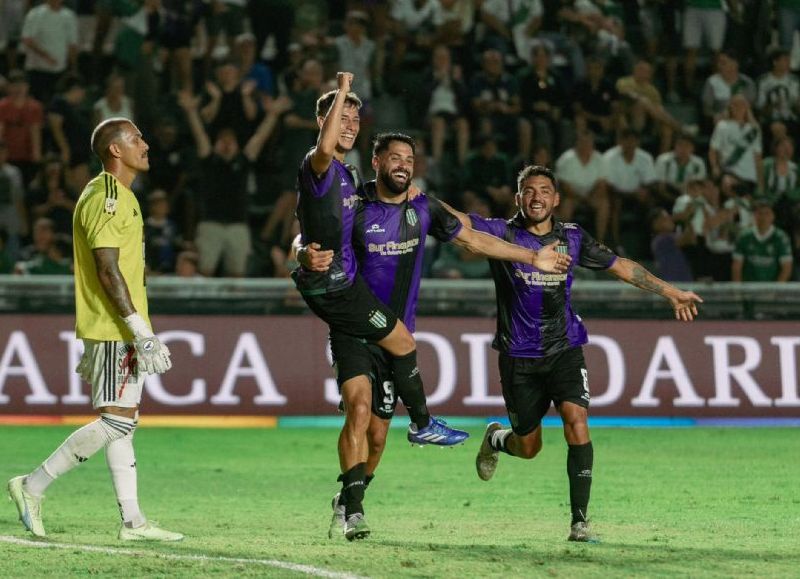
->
[123,313,172,375]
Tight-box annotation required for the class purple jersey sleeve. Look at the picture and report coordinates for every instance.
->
[427,196,463,242]
[577,225,617,270]
[300,150,336,198]
[468,214,509,239]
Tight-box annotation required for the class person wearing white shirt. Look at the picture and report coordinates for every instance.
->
[21,0,78,103]
[655,134,707,203]
[709,95,763,199]
[603,130,656,255]
[555,130,609,242]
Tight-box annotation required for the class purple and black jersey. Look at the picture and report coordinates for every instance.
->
[470,214,617,358]
[353,182,462,332]
[293,150,362,295]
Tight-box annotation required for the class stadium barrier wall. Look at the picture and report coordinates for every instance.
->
[1,315,798,418]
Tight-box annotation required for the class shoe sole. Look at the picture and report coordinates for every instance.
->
[476,422,503,481]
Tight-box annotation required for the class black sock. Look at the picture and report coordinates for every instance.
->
[364,473,375,489]
[338,463,367,517]
[391,350,430,429]
[567,442,593,525]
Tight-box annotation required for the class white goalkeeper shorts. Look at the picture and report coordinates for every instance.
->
[77,339,144,409]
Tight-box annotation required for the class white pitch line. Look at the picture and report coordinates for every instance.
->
[0,535,368,579]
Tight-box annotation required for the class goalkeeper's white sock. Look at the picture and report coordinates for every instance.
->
[105,415,144,528]
[25,414,137,497]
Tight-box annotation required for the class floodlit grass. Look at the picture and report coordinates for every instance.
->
[1,426,799,577]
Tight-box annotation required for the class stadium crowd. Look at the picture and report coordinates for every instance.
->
[0,0,798,282]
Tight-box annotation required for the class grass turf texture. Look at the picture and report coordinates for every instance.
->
[1,426,799,578]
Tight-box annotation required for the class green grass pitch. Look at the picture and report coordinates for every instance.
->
[1,425,799,577]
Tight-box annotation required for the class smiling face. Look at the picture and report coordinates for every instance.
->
[516,174,560,225]
[373,140,414,197]
[318,102,361,154]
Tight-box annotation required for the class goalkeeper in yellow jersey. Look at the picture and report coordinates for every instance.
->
[7,118,183,542]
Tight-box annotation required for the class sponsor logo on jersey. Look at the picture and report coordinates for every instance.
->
[514,268,567,286]
[367,238,420,256]
[366,223,386,234]
[342,193,360,210]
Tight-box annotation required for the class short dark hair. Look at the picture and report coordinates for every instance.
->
[90,117,134,162]
[57,72,84,93]
[315,90,363,118]
[769,48,790,66]
[372,132,416,157]
[517,165,558,192]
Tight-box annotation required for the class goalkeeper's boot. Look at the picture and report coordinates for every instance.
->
[344,512,370,541]
[119,520,184,542]
[476,422,503,481]
[328,492,346,539]
[407,416,469,446]
[568,521,599,543]
[8,475,46,537]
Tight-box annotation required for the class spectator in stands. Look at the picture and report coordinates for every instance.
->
[709,95,763,200]
[47,73,91,192]
[180,90,288,277]
[0,229,14,273]
[470,48,524,157]
[15,216,71,275]
[20,0,78,103]
[555,130,610,242]
[93,74,134,126]
[478,0,528,57]
[655,134,707,207]
[572,56,620,150]
[616,57,690,153]
[698,178,736,281]
[174,250,202,278]
[462,135,514,218]
[777,0,800,52]
[650,207,694,282]
[28,154,75,236]
[756,48,799,150]
[144,189,180,275]
[762,136,800,251]
[0,0,26,72]
[389,0,438,67]
[0,70,43,187]
[603,129,657,256]
[431,0,475,67]
[0,139,27,259]
[682,0,727,94]
[701,51,756,127]
[201,58,260,144]
[204,0,249,74]
[519,43,569,157]
[424,44,470,166]
[262,61,321,250]
[235,32,276,100]
[732,200,793,282]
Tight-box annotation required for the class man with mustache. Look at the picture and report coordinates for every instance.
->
[298,133,572,541]
[8,118,182,541]
[455,165,703,542]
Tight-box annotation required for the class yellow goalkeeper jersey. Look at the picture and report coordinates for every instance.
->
[73,171,150,341]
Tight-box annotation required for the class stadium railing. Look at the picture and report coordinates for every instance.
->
[2,275,799,320]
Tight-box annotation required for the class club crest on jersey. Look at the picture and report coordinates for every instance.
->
[104,198,117,214]
[406,208,418,227]
[556,242,569,254]
[368,310,388,329]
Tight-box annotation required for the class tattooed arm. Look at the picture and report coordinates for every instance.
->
[93,248,135,317]
[607,257,703,321]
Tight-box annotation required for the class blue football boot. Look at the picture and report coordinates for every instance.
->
[407,416,469,446]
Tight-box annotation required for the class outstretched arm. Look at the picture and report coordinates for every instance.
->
[244,95,292,161]
[451,227,570,273]
[439,199,571,273]
[178,91,211,158]
[310,72,353,176]
[607,257,703,321]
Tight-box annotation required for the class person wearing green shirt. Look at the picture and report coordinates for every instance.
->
[732,201,794,282]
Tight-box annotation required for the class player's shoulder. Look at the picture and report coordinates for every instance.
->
[78,173,128,215]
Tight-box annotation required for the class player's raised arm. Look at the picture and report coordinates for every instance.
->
[607,257,703,321]
[438,198,571,273]
[311,72,354,176]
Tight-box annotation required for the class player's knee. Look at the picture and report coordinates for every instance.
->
[99,412,138,443]
[345,400,371,429]
[517,435,542,459]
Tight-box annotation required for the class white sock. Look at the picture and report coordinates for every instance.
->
[105,421,145,528]
[25,413,136,497]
